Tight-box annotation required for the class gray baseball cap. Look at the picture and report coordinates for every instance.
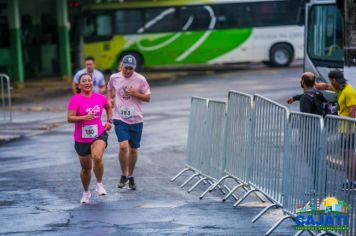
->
[122,55,137,69]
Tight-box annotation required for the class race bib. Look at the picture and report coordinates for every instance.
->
[120,106,134,119]
[82,125,98,138]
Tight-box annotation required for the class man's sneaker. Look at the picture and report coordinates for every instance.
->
[118,176,128,188]
[96,182,107,196]
[80,191,91,204]
[128,177,136,190]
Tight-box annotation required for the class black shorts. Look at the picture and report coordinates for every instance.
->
[74,131,108,156]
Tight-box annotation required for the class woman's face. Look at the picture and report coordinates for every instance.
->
[79,74,93,92]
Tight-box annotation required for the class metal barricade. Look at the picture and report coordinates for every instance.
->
[321,115,356,236]
[197,100,230,198]
[0,73,12,122]
[280,112,325,236]
[201,91,264,202]
[233,94,290,231]
[171,97,208,186]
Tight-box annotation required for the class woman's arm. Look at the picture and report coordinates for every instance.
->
[103,102,113,131]
[67,110,95,123]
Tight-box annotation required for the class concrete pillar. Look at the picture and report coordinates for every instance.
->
[57,0,72,81]
[8,0,24,87]
[344,0,356,85]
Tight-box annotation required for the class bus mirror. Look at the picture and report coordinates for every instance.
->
[297,7,305,26]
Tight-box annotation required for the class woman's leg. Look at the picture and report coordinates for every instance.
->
[79,155,92,191]
[91,139,106,183]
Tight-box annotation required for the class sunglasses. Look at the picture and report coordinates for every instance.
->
[124,66,134,70]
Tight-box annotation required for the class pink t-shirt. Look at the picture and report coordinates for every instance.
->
[68,93,108,143]
[107,71,151,124]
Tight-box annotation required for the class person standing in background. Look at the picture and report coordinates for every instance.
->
[72,56,106,95]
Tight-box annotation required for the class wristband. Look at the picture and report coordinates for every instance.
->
[107,119,113,124]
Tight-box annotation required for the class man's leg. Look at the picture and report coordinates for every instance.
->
[127,123,143,190]
[128,148,138,176]
[114,120,130,188]
[119,141,130,176]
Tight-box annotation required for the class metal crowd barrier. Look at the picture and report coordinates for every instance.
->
[202,91,264,202]
[196,100,231,198]
[321,115,356,236]
[0,73,12,122]
[279,112,325,236]
[171,96,208,186]
[172,91,356,236]
[234,95,289,213]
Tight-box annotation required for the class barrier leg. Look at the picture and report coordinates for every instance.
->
[171,167,193,182]
[251,203,278,223]
[188,177,207,193]
[199,182,214,200]
[265,215,293,236]
[233,189,260,207]
[316,231,339,236]
[180,173,199,188]
[208,175,230,193]
[222,184,239,201]
[294,230,317,236]
[222,183,244,202]
[251,190,266,203]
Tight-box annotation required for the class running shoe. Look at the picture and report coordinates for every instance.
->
[80,191,91,204]
[128,177,136,190]
[118,175,128,188]
[96,182,107,196]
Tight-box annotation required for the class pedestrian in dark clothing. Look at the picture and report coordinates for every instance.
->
[287,72,326,115]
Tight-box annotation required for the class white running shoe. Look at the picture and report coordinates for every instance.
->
[96,182,107,196]
[80,191,91,204]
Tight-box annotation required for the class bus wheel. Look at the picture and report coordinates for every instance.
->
[269,44,293,67]
[119,53,143,72]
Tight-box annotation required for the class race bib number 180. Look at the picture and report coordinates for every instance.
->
[82,125,98,138]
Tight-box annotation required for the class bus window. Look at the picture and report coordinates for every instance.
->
[180,6,213,31]
[307,5,343,62]
[115,10,142,34]
[143,7,179,33]
[84,13,113,41]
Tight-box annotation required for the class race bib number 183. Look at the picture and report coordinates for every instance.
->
[120,106,134,119]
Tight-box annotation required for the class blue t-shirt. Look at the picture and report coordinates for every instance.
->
[73,69,105,93]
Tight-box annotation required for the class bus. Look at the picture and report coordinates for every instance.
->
[304,0,343,83]
[81,0,307,71]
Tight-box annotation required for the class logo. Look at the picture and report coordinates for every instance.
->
[86,105,100,118]
[295,197,351,231]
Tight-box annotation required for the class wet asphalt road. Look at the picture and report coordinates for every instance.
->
[0,66,302,235]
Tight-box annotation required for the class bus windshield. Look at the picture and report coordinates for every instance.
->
[307,4,343,63]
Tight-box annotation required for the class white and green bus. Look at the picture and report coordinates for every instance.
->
[82,0,307,71]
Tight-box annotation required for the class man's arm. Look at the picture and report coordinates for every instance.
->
[126,87,150,102]
[349,106,356,118]
[287,94,303,104]
[315,82,334,91]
